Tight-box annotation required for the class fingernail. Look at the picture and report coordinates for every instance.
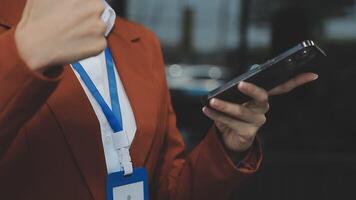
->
[313,74,319,80]
[202,107,210,115]
[210,98,218,107]
[238,81,245,90]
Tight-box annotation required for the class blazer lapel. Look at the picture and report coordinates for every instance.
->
[47,67,107,200]
[108,19,159,168]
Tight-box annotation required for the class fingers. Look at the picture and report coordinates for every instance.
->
[243,100,270,114]
[238,81,269,103]
[238,81,270,113]
[202,107,260,137]
[268,73,318,96]
[209,99,267,125]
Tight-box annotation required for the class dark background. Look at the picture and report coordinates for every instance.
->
[112,0,356,199]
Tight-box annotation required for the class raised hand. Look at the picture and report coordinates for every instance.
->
[15,0,108,71]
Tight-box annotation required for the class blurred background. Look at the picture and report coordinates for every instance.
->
[111,0,356,199]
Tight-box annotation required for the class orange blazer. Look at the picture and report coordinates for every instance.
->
[0,0,262,199]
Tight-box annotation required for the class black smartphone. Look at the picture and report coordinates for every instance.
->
[202,40,326,106]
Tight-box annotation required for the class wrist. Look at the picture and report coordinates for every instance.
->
[226,148,249,163]
[214,126,251,163]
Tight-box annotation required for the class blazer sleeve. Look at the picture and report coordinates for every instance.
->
[0,27,63,159]
[148,30,263,200]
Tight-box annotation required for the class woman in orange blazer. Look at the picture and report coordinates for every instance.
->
[0,0,318,199]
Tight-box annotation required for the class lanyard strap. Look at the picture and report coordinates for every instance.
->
[72,48,133,175]
[72,48,123,133]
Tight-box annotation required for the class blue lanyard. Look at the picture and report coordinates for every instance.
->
[72,48,123,133]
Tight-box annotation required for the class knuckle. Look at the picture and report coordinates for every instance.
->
[261,93,269,102]
[247,128,258,139]
[99,38,107,49]
[292,78,299,86]
[92,38,107,54]
[96,21,107,34]
[219,102,228,111]
[97,3,106,13]
[265,103,270,112]
[257,93,267,102]
[88,27,99,37]
[248,85,255,94]
[88,21,106,36]
[281,85,291,93]
[211,115,220,123]
[260,116,267,125]
[87,2,105,15]
[85,2,95,12]
[234,106,243,116]
[238,136,248,145]
[241,131,255,142]
[225,117,235,125]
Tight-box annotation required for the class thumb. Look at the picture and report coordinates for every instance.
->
[19,0,34,26]
[268,72,318,96]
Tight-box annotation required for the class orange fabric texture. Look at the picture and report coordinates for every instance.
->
[0,1,262,199]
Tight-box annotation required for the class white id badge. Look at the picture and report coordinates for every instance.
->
[106,168,149,200]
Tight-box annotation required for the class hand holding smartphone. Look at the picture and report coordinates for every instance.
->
[202,40,326,105]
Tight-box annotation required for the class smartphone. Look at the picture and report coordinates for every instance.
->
[202,40,326,106]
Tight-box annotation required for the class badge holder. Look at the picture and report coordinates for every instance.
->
[106,133,149,200]
[106,168,149,200]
